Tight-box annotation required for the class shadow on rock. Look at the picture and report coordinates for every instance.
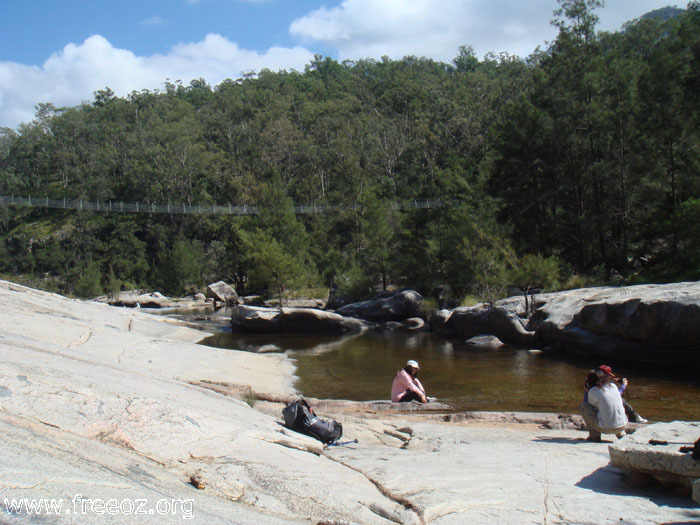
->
[575,466,696,509]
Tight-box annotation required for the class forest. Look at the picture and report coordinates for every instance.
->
[0,0,698,306]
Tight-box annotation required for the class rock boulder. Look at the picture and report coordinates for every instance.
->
[438,282,700,366]
[337,289,423,322]
[531,282,700,365]
[231,305,370,333]
[206,281,238,305]
[465,335,504,347]
[440,302,537,346]
[609,421,700,497]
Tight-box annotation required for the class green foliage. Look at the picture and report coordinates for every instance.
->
[106,264,122,298]
[418,297,439,317]
[0,2,698,297]
[244,229,310,305]
[352,188,397,291]
[0,205,9,234]
[508,254,562,293]
[467,246,509,304]
[159,236,204,296]
[668,198,700,280]
[459,295,482,307]
[74,260,103,298]
[561,273,596,290]
[334,259,376,303]
[104,219,149,286]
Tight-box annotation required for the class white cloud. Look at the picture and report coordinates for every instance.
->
[290,0,558,63]
[0,34,314,129]
[289,0,677,63]
[0,0,676,130]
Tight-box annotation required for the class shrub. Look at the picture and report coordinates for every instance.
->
[159,236,204,296]
[459,294,483,307]
[74,261,103,298]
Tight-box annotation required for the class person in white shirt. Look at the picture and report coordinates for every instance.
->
[580,365,628,442]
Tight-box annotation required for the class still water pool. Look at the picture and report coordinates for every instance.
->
[200,327,700,423]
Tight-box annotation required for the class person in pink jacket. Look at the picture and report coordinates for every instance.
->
[391,360,427,403]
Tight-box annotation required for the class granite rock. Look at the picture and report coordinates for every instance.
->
[0,281,416,524]
[441,302,537,346]
[206,281,238,305]
[337,289,423,322]
[609,421,700,495]
[532,282,700,365]
[439,281,700,366]
[2,279,699,524]
[231,305,371,333]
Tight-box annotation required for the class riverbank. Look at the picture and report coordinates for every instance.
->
[1,280,697,523]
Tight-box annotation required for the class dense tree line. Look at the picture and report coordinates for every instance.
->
[0,1,698,303]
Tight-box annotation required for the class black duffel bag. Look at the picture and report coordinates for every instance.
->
[282,397,342,444]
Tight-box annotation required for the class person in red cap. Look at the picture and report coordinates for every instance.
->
[391,360,427,403]
[580,365,628,442]
[598,365,614,376]
[583,366,647,424]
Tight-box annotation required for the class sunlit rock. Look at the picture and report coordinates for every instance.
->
[231,305,370,333]
[206,280,238,305]
[609,421,700,498]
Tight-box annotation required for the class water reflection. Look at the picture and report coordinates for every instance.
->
[199,325,699,422]
[203,330,363,355]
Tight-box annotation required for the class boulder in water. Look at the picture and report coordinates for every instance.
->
[231,305,370,334]
[206,281,238,305]
[337,289,423,322]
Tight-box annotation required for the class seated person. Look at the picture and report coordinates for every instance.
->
[580,365,628,442]
[391,360,427,403]
[583,366,647,423]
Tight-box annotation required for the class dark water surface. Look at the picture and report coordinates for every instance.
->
[199,325,700,423]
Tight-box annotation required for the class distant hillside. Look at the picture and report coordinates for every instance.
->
[1,0,699,300]
[640,6,686,21]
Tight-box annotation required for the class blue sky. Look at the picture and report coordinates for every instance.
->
[0,0,681,129]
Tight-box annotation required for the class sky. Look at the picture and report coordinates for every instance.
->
[0,0,682,130]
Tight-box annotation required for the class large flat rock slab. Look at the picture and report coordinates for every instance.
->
[609,421,700,495]
[2,279,699,523]
[440,281,700,366]
[0,412,295,524]
[0,281,420,523]
[0,280,294,395]
[533,281,700,365]
[328,422,700,524]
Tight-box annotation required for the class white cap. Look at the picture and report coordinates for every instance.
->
[406,360,419,369]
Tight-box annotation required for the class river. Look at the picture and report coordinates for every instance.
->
[189,311,700,423]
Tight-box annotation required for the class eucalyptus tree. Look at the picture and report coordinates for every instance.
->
[546,0,610,270]
[632,5,700,275]
[6,110,56,194]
